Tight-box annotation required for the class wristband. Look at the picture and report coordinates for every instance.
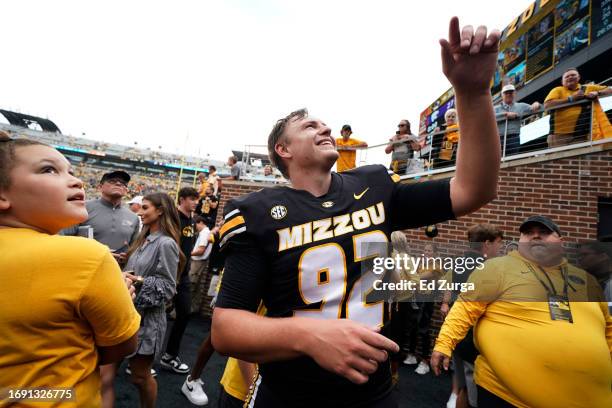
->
[568,95,574,103]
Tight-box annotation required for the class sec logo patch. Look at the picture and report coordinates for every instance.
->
[270,205,288,220]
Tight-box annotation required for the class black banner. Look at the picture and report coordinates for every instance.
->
[527,13,554,81]
[592,0,612,41]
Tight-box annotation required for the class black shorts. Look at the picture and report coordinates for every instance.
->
[245,374,398,408]
[218,388,245,408]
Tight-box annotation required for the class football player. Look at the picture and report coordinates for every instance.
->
[212,17,501,407]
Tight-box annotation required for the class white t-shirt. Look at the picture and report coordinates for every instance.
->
[191,228,212,261]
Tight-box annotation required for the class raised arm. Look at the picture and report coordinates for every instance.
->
[440,17,501,216]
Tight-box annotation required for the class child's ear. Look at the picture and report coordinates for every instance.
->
[0,191,10,211]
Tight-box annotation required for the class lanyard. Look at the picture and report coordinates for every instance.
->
[524,262,569,298]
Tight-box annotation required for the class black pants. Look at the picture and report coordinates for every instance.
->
[407,302,434,358]
[477,386,516,408]
[165,275,191,357]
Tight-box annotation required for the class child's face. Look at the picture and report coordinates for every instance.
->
[0,145,87,234]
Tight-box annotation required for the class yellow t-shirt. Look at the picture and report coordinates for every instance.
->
[0,228,141,408]
[434,251,612,408]
[545,84,610,138]
[445,124,460,144]
[335,137,365,172]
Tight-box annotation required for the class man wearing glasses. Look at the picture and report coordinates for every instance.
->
[62,170,139,264]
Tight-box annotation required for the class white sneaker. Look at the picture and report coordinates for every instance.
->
[403,353,418,365]
[415,361,430,375]
[181,376,209,406]
[446,392,458,408]
[124,366,157,377]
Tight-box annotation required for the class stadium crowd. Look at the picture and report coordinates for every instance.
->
[1,16,611,408]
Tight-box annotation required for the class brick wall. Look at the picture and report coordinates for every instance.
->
[404,145,612,246]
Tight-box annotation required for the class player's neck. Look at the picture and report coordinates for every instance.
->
[289,170,332,198]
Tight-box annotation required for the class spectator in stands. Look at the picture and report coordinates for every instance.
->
[440,224,504,408]
[125,193,181,408]
[207,165,220,196]
[544,68,612,147]
[335,124,368,172]
[438,109,460,167]
[195,185,219,229]
[385,120,421,174]
[197,172,209,197]
[494,84,541,156]
[224,156,243,180]
[432,215,611,408]
[264,164,274,177]
[161,188,199,377]
[0,134,140,407]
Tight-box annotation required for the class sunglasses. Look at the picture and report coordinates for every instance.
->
[398,124,407,127]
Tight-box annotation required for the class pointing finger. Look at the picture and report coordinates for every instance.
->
[448,16,460,48]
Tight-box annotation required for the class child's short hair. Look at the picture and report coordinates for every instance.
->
[194,216,206,224]
[0,132,47,191]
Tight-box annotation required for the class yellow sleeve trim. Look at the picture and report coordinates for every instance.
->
[391,173,401,183]
[219,216,245,239]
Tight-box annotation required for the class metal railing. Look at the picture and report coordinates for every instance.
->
[341,94,612,180]
[237,94,612,183]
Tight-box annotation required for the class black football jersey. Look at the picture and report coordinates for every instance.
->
[216,164,454,407]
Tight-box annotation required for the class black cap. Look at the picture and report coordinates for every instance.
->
[519,215,561,235]
[341,124,352,132]
[100,170,130,184]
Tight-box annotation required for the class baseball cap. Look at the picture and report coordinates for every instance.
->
[341,124,352,132]
[519,215,561,235]
[502,84,516,93]
[127,195,143,205]
[100,170,130,184]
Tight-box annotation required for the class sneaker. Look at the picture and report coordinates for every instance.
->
[161,353,190,374]
[125,366,157,377]
[402,353,418,365]
[181,376,209,406]
[415,361,430,375]
[446,392,458,408]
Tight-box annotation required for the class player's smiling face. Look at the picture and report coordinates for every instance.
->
[283,115,339,172]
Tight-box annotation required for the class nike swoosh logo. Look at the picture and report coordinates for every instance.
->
[354,187,369,200]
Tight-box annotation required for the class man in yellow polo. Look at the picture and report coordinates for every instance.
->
[431,215,611,408]
[335,124,368,172]
[544,68,612,147]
